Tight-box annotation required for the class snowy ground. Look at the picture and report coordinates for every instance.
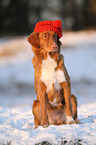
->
[0,30,96,144]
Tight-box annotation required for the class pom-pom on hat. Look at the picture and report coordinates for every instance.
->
[34,20,63,38]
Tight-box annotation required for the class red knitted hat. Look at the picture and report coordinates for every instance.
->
[34,20,63,38]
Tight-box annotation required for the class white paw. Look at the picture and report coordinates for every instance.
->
[42,124,49,128]
[66,116,75,124]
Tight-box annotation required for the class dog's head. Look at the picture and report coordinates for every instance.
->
[27,31,62,54]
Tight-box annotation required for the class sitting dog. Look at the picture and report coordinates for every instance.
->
[27,20,78,128]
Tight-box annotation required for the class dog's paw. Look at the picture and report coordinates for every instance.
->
[75,119,81,124]
[42,124,49,128]
[34,125,39,129]
[66,116,75,124]
[41,122,49,128]
[41,120,49,127]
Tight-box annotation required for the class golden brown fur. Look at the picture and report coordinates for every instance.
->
[27,31,78,128]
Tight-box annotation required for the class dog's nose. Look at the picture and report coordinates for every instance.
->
[52,44,58,51]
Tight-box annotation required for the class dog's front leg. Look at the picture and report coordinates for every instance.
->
[60,82,74,124]
[38,81,49,127]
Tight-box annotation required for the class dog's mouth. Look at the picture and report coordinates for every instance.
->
[49,51,58,55]
[49,47,58,54]
[49,44,58,53]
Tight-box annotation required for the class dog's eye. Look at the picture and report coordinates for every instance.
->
[43,35,46,38]
[54,34,57,38]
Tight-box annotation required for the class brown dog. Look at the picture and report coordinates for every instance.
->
[27,30,78,128]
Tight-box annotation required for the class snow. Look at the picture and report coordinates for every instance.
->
[0,30,96,144]
[0,102,96,145]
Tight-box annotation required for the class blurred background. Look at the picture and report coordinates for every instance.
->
[0,0,96,108]
[0,0,96,35]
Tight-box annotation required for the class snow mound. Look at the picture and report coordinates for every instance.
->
[0,102,96,145]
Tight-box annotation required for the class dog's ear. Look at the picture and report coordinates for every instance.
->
[57,36,62,53]
[27,32,40,48]
[58,40,62,46]
[57,36,62,46]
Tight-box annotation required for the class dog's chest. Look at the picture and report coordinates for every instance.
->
[40,55,66,93]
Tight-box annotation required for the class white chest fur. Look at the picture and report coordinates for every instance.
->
[40,55,66,93]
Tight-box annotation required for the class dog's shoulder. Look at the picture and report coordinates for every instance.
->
[56,54,64,70]
[32,56,35,67]
[58,54,70,82]
[59,54,64,60]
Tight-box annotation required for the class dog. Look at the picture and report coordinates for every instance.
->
[27,20,78,128]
